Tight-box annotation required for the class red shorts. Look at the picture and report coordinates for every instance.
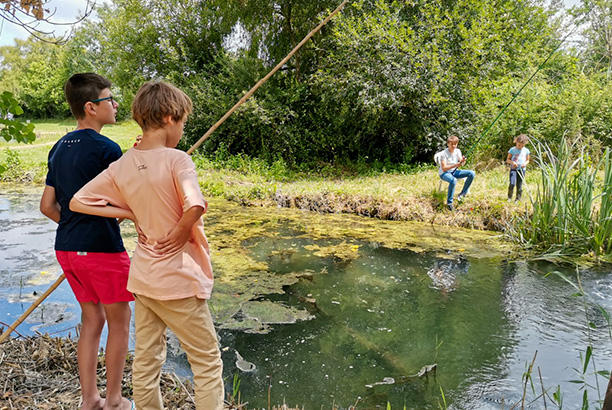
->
[56,251,134,304]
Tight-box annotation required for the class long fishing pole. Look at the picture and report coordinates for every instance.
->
[0,0,350,344]
[187,0,350,155]
[464,6,590,159]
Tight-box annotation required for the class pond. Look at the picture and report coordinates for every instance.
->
[1,187,611,410]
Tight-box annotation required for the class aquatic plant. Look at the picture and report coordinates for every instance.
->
[510,137,612,258]
[227,373,244,408]
[545,269,612,409]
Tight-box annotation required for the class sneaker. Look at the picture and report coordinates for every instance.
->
[447,204,455,211]
[457,194,466,203]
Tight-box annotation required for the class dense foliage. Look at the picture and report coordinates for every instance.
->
[0,0,611,168]
[510,138,612,258]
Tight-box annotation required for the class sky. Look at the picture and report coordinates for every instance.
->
[0,0,585,48]
[0,0,96,46]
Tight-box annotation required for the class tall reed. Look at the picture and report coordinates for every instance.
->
[511,137,612,257]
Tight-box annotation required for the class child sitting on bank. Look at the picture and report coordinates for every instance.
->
[506,134,530,202]
[70,81,224,410]
[435,135,476,211]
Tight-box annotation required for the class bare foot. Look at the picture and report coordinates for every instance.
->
[103,397,133,410]
[81,397,105,410]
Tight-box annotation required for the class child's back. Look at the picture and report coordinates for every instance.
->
[71,80,224,410]
[76,146,213,299]
[47,128,124,251]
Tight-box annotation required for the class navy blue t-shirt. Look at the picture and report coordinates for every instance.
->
[45,129,125,252]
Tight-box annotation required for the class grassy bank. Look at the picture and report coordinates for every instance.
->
[193,153,527,231]
[1,120,529,233]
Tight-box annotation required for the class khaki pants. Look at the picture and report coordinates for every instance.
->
[132,294,224,410]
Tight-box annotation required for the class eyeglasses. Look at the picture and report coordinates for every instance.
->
[89,96,114,104]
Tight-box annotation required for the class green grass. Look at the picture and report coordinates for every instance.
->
[0,120,142,182]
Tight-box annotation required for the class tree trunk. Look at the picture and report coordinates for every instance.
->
[602,372,612,410]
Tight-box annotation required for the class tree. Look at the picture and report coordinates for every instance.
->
[308,0,563,164]
[0,91,36,144]
[573,0,612,76]
[237,0,339,81]
[0,0,96,44]
[0,0,96,175]
[0,37,69,118]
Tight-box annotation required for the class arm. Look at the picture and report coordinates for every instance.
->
[524,154,530,167]
[70,197,136,221]
[506,153,517,168]
[154,205,205,255]
[441,158,462,172]
[40,185,60,223]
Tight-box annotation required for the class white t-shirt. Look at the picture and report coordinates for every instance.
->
[437,148,462,176]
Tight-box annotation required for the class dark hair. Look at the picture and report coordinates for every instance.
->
[64,73,111,119]
[131,81,192,131]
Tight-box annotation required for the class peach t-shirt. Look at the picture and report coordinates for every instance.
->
[73,147,213,300]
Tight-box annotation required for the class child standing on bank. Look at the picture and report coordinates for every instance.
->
[39,73,133,410]
[70,81,224,410]
[506,134,530,202]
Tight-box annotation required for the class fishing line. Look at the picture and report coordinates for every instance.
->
[463,4,594,159]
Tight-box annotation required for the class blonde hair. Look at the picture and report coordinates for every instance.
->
[447,135,459,143]
[514,134,529,144]
[131,81,193,131]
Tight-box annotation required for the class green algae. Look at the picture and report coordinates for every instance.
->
[241,300,313,324]
[205,197,514,258]
[219,300,313,334]
[197,197,515,332]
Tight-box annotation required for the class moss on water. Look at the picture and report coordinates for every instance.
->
[1,186,515,334]
[219,300,314,334]
[197,197,515,332]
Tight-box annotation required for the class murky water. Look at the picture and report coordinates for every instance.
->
[2,187,612,409]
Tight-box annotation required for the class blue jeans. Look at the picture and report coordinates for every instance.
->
[508,167,526,200]
[440,169,475,205]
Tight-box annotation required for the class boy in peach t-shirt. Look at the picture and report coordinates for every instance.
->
[70,81,223,410]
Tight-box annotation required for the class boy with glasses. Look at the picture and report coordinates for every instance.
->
[40,73,134,410]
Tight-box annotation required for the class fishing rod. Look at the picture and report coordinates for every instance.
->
[187,0,350,154]
[463,5,591,159]
[0,0,351,344]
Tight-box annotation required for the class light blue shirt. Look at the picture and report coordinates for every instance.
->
[508,146,530,169]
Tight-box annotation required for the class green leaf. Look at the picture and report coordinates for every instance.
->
[598,305,611,324]
[548,271,582,292]
[583,345,592,374]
